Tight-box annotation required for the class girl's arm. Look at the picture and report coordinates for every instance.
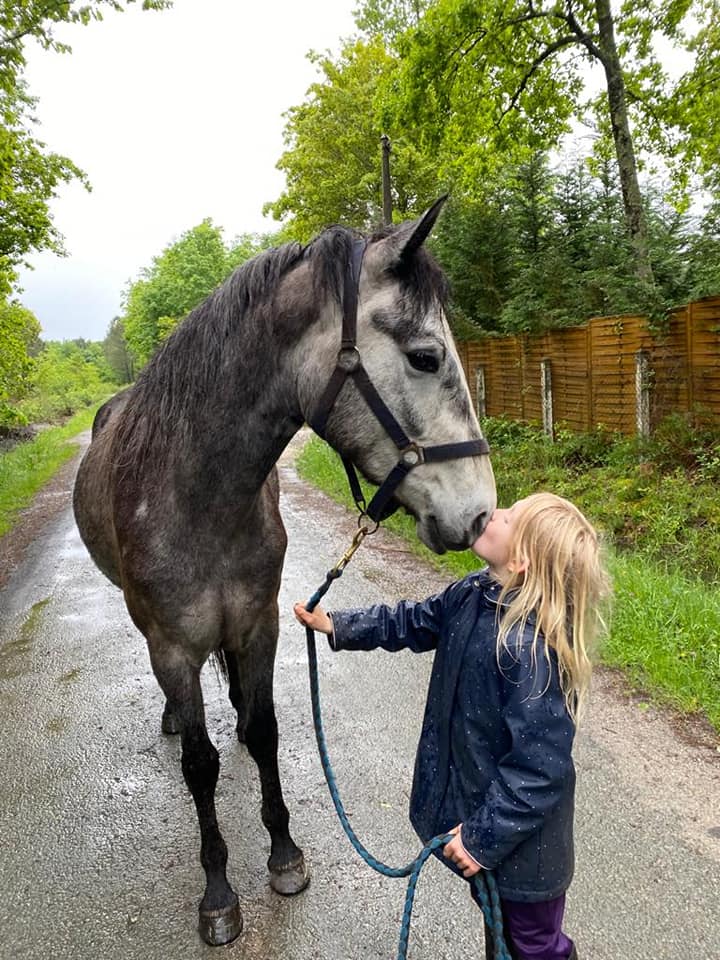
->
[328,584,460,653]
[295,581,464,654]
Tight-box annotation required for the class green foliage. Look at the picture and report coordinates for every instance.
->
[431,153,695,335]
[265,1,720,327]
[385,0,720,291]
[684,199,720,299]
[0,83,87,295]
[0,298,41,427]
[482,415,720,581]
[122,219,231,366]
[665,2,720,195]
[354,0,432,41]
[18,340,112,421]
[121,221,279,367]
[264,35,440,239]
[102,316,134,383]
[0,405,98,537]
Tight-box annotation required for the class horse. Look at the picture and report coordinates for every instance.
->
[72,198,496,946]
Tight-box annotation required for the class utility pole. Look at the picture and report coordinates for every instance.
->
[380,134,392,226]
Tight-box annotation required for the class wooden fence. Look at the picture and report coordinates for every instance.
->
[457,295,720,436]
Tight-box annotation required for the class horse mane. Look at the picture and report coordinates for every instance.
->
[112,221,448,472]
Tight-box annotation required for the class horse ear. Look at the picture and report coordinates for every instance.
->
[395,195,448,265]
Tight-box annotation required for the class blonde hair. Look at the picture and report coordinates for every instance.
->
[496,492,611,723]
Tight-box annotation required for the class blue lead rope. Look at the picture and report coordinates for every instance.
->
[304,566,512,960]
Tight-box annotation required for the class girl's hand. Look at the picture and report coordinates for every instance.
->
[293,602,333,635]
[443,824,484,878]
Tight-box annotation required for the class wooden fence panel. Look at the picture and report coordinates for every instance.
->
[547,328,590,432]
[485,338,524,420]
[458,295,720,436]
[645,305,689,428]
[689,297,720,414]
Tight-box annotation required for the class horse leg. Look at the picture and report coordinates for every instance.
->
[240,637,309,896]
[150,646,242,946]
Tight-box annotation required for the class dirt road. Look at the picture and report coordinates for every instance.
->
[0,432,718,960]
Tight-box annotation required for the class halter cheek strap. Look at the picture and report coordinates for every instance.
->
[308,239,490,523]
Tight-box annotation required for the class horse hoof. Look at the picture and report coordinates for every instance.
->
[270,856,310,896]
[198,898,243,946]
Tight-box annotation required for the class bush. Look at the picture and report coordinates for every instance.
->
[482,415,720,584]
[18,342,111,422]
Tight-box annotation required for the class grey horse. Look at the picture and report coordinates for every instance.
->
[73,199,496,945]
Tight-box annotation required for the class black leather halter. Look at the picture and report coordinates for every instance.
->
[308,240,490,523]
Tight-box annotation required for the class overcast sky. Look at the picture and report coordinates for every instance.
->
[16,0,357,342]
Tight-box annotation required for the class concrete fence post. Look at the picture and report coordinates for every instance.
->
[475,366,486,420]
[540,358,554,440]
[635,349,651,439]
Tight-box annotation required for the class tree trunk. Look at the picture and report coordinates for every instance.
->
[594,0,655,286]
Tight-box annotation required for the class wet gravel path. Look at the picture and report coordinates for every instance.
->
[0,431,718,960]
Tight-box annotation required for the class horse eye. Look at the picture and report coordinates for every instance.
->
[407,351,440,373]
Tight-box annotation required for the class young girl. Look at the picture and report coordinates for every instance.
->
[294,492,609,960]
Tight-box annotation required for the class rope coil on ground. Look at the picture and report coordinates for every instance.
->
[304,556,512,960]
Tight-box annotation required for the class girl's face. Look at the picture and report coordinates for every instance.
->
[471,499,527,577]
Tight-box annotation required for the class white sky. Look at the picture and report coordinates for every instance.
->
[16,0,358,342]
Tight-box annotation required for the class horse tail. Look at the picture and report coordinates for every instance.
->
[211,649,229,683]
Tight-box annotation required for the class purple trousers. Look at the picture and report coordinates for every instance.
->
[471,886,575,960]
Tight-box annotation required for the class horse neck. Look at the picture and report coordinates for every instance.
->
[158,305,337,503]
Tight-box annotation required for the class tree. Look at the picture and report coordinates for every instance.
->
[226,231,280,271]
[685,199,720,299]
[121,221,279,368]
[0,83,86,295]
[662,2,720,195]
[0,0,171,293]
[384,0,714,290]
[0,298,41,425]
[264,35,439,239]
[122,219,229,366]
[27,340,109,419]
[431,149,697,334]
[103,316,135,383]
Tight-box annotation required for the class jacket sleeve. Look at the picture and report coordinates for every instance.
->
[459,629,576,869]
[329,583,459,654]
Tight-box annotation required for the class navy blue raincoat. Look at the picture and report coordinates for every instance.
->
[329,568,576,902]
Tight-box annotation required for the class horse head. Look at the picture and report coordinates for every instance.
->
[299,199,496,554]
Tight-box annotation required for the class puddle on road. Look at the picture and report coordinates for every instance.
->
[0,596,51,677]
[58,667,82,684]
[46,716,69,736]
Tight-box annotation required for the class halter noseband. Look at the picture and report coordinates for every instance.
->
[308,239,490,523]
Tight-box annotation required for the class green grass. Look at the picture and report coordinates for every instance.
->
[297,435,720,732]
[605,555,720,727]
[0,406,98,537]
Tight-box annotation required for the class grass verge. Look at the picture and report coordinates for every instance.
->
[0,406,98,538]
[296,435,720,733]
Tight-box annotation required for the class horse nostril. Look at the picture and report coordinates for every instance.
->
[472,511,489,540]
